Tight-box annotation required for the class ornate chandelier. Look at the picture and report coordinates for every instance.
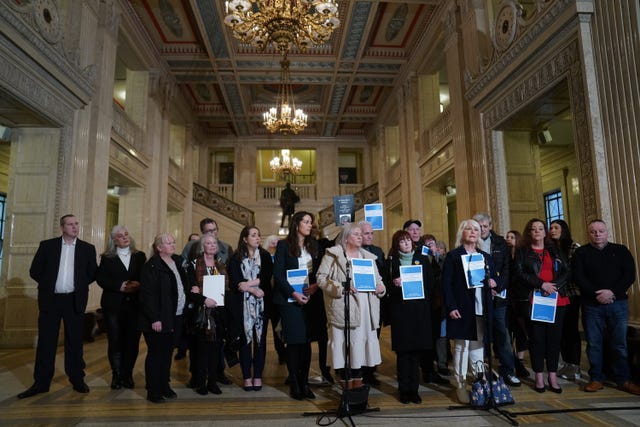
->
[263,56,307,134]
[270,149,302,176]
[223,0,340,53]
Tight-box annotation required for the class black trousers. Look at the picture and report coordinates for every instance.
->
[143,315,181,398]
[560,296,582,366]
[34,293,85,387]
[103,302,141,378]
[194,337,220,387]
[397,350,421,395]
[530,306,566,373]
[286,343,311,386]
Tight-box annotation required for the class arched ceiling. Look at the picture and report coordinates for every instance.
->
[126,0,442,138]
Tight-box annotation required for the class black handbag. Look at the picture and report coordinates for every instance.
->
[194,304,209,331]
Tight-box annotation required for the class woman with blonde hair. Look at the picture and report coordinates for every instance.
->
[442,219,499,403]
[139,233,189,403]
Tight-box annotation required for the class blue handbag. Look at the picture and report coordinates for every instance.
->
[470,362,514,408]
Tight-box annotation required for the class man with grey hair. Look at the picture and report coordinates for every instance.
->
[473,212,521,387]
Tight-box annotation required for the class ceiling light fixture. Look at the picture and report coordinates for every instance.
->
[270,149,302,177]
[263,55,307,134]
[223,0,340,54]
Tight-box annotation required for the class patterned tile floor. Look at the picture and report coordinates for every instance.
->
[2,328,640,426]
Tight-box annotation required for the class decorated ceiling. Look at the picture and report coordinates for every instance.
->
[126,0,441,138]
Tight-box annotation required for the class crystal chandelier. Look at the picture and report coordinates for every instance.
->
[270,149,302,176]
[223,0,340,53]
[263,55,308,134]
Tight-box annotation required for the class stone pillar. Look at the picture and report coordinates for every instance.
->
[398,75,423,219]
[1,128,61,346]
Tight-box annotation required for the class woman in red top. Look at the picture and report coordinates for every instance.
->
[514,219,569,393]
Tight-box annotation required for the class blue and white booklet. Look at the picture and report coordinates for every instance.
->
[461,253,485,288]
[399,265,425,300]
[287,268,308,302]
[364,203,384,230]
[351,258,376,291]
[531,290,557,323]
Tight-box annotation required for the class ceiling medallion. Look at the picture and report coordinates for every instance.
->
[263,55,307,134]
[223,0,340,53]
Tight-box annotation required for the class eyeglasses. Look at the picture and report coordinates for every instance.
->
[204,228,218,234]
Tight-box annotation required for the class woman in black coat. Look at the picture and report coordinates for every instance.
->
[96,225,146,390]
[273,211,321,400]
[385,230,434,404]
[139,233,189,403]
[442,219,499,403]
[228,226,274,392]
[513,218,569,393]
[186,234,227,396]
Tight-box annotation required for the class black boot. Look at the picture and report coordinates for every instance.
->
[111,372,122,390]
[289,382,303,400]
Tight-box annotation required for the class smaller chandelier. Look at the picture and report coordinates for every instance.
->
[270,149,302,176]
[223,0,340,53]
[263,56,307,134]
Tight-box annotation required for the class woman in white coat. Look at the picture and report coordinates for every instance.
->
[317,222,386,386]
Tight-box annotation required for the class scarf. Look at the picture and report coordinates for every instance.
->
[240,249,263,345]
[194,256,219,341]
[399,251,414,266]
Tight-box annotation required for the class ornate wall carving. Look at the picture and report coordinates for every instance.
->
[481,37,596,229]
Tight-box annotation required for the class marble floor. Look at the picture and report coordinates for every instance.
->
[2,328,640,426]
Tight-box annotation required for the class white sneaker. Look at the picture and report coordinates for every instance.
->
[504,374,521,386]
[558,363,579,380]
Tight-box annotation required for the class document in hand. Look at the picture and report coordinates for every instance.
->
[287,268,308,302]
[203,275,226,306]
[400,265,425,300]
[351,258,376,291]
[531,290,557,323]
[462,253,485,288]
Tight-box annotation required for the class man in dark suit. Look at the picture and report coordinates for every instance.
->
[473,212,521,387]
[18,214,98,398]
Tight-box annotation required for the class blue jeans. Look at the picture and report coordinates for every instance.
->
[491,304,515,377]
[582,300,630,385]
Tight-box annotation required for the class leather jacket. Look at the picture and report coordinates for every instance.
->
[513,244,569,299]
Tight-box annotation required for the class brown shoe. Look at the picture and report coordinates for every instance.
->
[619,381,640,395]
[584,381,604,392]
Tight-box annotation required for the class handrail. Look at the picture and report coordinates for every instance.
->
[193,183,255,226]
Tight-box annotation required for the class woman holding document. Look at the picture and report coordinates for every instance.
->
[317,222,386,388]
[385,230,434,404]
[273,211,321,400]
[442,219,498,403]
[186,234,227,396]
[514,218,569,393]
[228,226,273,392]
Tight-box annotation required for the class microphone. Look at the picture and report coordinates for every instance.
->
[343,249,351,288]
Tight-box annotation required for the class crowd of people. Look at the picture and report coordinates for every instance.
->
[17,212,640,405]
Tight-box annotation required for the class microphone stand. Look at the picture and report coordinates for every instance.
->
[303,251,378,425]
[481,259,518,425]
[337,255,355,425]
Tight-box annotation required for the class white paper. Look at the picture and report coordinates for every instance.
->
[203,275,225,306]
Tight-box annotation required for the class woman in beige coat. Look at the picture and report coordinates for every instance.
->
[317,222,386,385]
